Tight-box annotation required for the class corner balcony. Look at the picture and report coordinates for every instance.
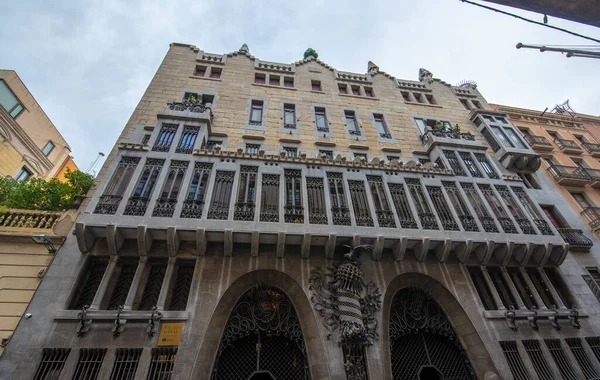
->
[583,142,600,158]
[546,164,591,186]
[522,135,553,153]
[157,101,214,126]
[582,207,600,232]
[420,129,487,153]
[554,138,583,155]
[557,228,593,252]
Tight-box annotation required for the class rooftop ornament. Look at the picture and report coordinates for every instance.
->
[239,43,249,53]
[418,68,433,82]
[303,48,318,59]
[367,61,379,75]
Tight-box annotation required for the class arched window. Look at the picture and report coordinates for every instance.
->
[389,287,475,380]
[211,285,311,380]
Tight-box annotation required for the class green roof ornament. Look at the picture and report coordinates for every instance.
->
[303,48,318,59]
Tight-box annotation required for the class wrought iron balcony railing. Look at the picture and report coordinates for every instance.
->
[166,100,214,122]
[522,135,553,151]
[94,195,123,215]
[581,207,600,231]
[180,200,204,219]
[124,196,150,216]
[375,210,396,228]
[234,202,256,221]
[554,138,583,153]
[585,168,600,187]
[546,164,591,186]
[152,198,178,218]
[331,206,351,226]
[583,142,600,156]
[284,205,304,223]
[557,228,593,252]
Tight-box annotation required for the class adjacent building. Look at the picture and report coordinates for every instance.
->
[0,70,78,182]
[3,43,600,380]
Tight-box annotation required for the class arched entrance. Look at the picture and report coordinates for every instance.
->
[211,284,311,380]
[389,287,475,380]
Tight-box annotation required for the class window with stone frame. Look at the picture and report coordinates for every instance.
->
[283,103,296,129]
[194,65,207,77]
[166,261,195,311]
[311,80,322,91]
[426,186,459,231]
[306,177,328,224]
[351,85,361,96]
[338,83,348,94]
[510,186,554,235]
[500,341,531,380]
[387,182,418,229]
[525,267,559,309]
[367,175,395,228]
[406,178,439,230]
[135,260,167,311]
[42,141,54,156]
[284,169,304,223]
[124,158,165,216]
[545,339,580,380]
[494,185,536,235]
[477,184,518,234]
[269,74,280,86]
[152,124,178,152]
[234,166,258,221]
[110,348,142,380]
[204,140,220,151]
[106,260,138,310]
[467,267,496,310]
[374,113,391,139]
[472,100,482,109]
[459,98,472,110]
[175,126,199,154]
[260,174,280,222]
[486,267,518,309]
[141,134,151,145]
[69,257,108,310]
[473,153,499,179]
[0,79,24,118]
[460,182,498,233]
[33,348,71,380]
[517,172,541,190]
[425,94,436,105]
[207,170,235,220]
[505,267,537,309]
[328,172,351,225]
[245,144,261,154]
[344,110,361,136]
[94,156,140,215]
[283,147,297,157]
[314,107,329,132]
[565,338,600,379]
[442,181,478,232]
[210,67,222,79]
[152,160,189,217]
[544,267,577,308]
[148,348,177,379]
[364,86,375,97]
[458,151,483,177]
[443,150,467,176]
[348,180,374,227]
[319,150,333,160]
[249,100,264,125]
[401,91,411,102]
[72,349,106,380]
[284,77,294,88]
[181,162,213,219]
[413,93,424,103]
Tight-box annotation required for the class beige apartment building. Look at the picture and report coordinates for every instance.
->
[0,70,78,181]
[4,43,600,380]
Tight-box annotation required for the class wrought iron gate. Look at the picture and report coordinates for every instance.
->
[211,285,311,380]
[389,287,476,380]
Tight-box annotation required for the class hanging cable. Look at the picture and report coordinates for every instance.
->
[460,0,600,44]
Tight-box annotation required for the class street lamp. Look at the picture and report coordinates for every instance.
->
[31,234,57,254]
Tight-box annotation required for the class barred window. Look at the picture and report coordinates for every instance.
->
[181,162,213,219]
[33,348,70,380]
[147,348,177,380]
[442,181,478,232]
[406,178,438,230]
[283,147,297,157]
[426,186,459,231]
[234,166,258,221]
[565,338,600,379]
[137,261,167,311]
[545,267,577,308]
[284,169,304,223]
[487,267,518,309]
[153,160,189,218]
[175,126,199,154]
[348,180,374,227]
[460,182,498,233]
[328,172,350,225]
[152,124,178,152]
[245,144,260,154]
[545,339,579,380]
[167,261,195,311]
[109,348,142,380]
[72,348,106,380]
[495,185,535,235]
[473,153,499,179]
[207,170,235,220]
[500,341,530,380]
[478,184,518,234]
[511,186,554,235]
[367,175,395,228]
[506,267,536,309]
[443,150,466,176]
[522,340,556,380]
[306,177,327,224]
[260,174,280,222]
[583,267,600,304]
[95,157,141,215]
[107,262,137,310]
[526,267,557,309]
[387,183,418,229]
[458,152,483,177]
[70,257,108,310]
[124,159,165,216]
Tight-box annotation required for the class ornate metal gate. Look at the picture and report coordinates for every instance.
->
[389,287,475,380]
[211,285,311,380]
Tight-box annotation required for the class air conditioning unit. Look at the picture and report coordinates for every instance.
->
[37,268,47,278]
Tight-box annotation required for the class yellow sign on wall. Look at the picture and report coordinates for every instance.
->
[157,322,184,346]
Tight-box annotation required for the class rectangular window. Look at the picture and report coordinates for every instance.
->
[388,183,418,229]
[481,128,501,152]
[545,339,580,380]
[458,152,483,177]
[94,157,140,214]
[148,348,177,380]
[42,141,55,156]
[315,107,328,132]
[260,174,280,222]
[70,257,108,309]
[284,147,297,157]
[571,192,592,210]
[284,169,303,223]
[234,166,258,221]
[525,268,556,308]
[319,150,333,160]
[328,172,350,225]
[495,185,536,234]
[425,94,436,104]
[506,267,536,309]
[141,134,151,145]
[245,144,260,154]
[249,100,263,125]
[500,341,530,380]
[491,125,515,148]
[33,348,71,380]
[468,267,495,310]
[167,262,195,310]
[487,267,518,309]
[351,85,361,96]
[254,73,266,84]
[461,182,498,233]
[153,124,178,152]
[109,348,142,380]
[306,177,327,224]
[459,99,471,110]
[367,175,395,228]
[107,262,137,309]
[364,87,374,97]
[443,150,466,176]
[181,162,213,218]
[504,127,528,149]
[210,67,222,79]
[0,80,24,118]
[175,125,199,154]
[472,100,482,109]
[194,65,207,77]
[72,348,106,380]
[426,186,459,231]
[338,83,348,94]
[14,166,31,182]
[284,77,294,88]
[207,170,235,220]
[348,180,374,226]
[473,153,499,179]
[401,92,411,102]
[387,155,400,162]
[511,187,554,235]
[311,80,322,91]
[374,114,391,138]
[269,75,280,86]
[283,104,296,128]
[152,160,189,217]
[545,267,577,308]
[523,340,556,380]
[124,159,165,216]
[137,261,167,310]
[413,93,424,103]
[345,110,360,135]
[478,184,518,233]
[406,178,438,230]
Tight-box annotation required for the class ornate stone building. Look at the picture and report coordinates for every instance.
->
[2,43,600,380]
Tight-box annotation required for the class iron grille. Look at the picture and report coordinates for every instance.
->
[523,340,556,380]
[70,258,107,310]
[152,124,178,152]
[260,174,280,222]
[147,347,177,380]
[152,160,189,217]
[477,184,517,233]
[168,263,194,311]
[587,337,600,365]
[458,151,483,177]
[389,288,475,380]
[95,157,140,215]
[211,285,310,380]
[175,125,199,154]
[125,159,165,216]
[306,177,327,224]
[406,178,439,230]
[467,267,496,310]
[284,169,304,223]
[108,264,137,310]
[342,343,368,380]
[207,170,235,220]
[387,183,418,229]
[443,150,467,176]
[234,166,258,221]
[33,348,71,380]
[139,263,166,310]
[367,175,396,228]
[348,180,374,227]
[473,152,499,179]
[442,181,479,232]
[545,339,579,380]
[500,341,530,380]
[460,182,498,233]
[426,186,459,231]
[72,348,106,380]
[511,186,554,235]
[495,185,536,235]
[181,162,213,219]
[328,172,350,226]
[109,348,142,380]
[565,338,600,379]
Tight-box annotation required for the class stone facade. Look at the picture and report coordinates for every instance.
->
[3,43,600,380]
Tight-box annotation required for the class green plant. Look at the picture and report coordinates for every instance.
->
[451,124,461,133]
[303,48,318,59]
[185,94,198,104]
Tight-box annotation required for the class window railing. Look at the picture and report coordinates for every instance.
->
[420,129,476,145]
[349,129,362,136]
[94,195,123,215]
[123,196,150,216]
[180,199,204,219]
[379,132,392,139]
[523,134,552,147]
[167,100,213,122]
[557,228,593,252]
[554,138,582,151]
[547,164,590,181]
[582,207,600,230]
[585,168,600,182]
[583,142,600,155]
[234,202,255,221]
[284,205,304,223]
[152,198,178,218]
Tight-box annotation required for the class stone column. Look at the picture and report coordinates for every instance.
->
[156,257,177,310]
[481,267,506,310]
[89,255,118,310]
[123,256,148,310]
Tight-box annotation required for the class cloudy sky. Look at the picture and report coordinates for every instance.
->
[0,0,598,171]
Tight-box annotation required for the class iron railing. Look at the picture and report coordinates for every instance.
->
[582,207,600,230]
[557,228,593,252]
[554,138,582,152]
[94,195,123,215]
[583,142,600,155]
[547,164,590,181]
[523,134,552,148]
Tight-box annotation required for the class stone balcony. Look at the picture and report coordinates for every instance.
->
[557,228,593,252]
[583,142,600,158]
[0,209,75,242]
[554,138,583,155]
[157,101,214,126]
[582,207,600,232]
[546,164,591,186]
[420,129,487,153]
[522,135,553,153]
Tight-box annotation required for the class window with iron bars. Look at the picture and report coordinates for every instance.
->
[328,172,351,225]
[367,175,395,228]
[477,184,518,234]
[181,162,213,219]
[426,186,459,231]
[473,153,499,179]
[234,166,258,221]
[284,169,304,223]
[147,347,177,380]
[124,159,165,216]
[460,182,498,233]
[152,160,189,218]
[523,340,556,380]
[175,125,199,154]
[406,178,439,230]
[443,150,467,176]
[109,348,142,380]
[152,124,178,152]
[500,341,530,380]
[166,261,195,311]
[387,183,418,229]
[260,174,280,222]
[33,348,71,380]
[348,180,374,227]
[70,257,108,310]
[72,348,106,380]
[207,170,235,220]
[442,181,478,232]
[283,103,296,129]
[306,177,328,224]
[94,157,140,215]
[458,151,483,177]
[511,186,554,235]
[494,185,536,235]
[315,107,329,132]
